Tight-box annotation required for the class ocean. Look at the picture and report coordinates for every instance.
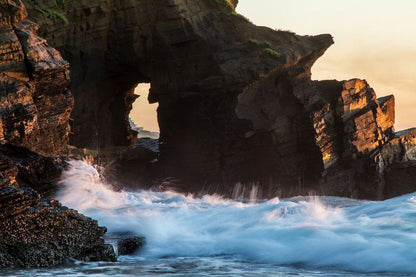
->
[2,160,416,277]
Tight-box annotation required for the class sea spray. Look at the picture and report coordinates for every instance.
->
[56,160,416,273]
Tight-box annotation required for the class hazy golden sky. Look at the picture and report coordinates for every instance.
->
[238,0,416,131]
[131,1,416,132]
[131,83,158,132]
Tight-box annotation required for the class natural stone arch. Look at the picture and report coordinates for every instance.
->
[25,0,335,196]
[0,0,412,200]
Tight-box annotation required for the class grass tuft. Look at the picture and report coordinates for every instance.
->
[45,8,68,23]
[248,39,272,48]
[263,48,281,59]
[275,28,296,35]
[228,11,251,23]
[24,0,69,24]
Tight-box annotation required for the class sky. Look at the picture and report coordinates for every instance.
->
[131,83,158,132]
[131,0,416,132]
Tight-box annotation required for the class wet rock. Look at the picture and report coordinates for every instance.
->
[0,186,116,268]
[0,144,66,197]
[384,161,416,199]
[117,237,145,256]
[78,244,117,262]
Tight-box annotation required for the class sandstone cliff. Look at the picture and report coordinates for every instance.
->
[20,0,416,200]
[0,0,73,156]
[0,0,115,268]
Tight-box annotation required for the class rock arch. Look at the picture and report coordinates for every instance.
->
[16,0,414,199]
[22,0,335,195]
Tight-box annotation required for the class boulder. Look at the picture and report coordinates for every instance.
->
[0,186,116,268]
[117,237,145,256]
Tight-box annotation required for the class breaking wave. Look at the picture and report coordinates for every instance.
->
[56,160,416,273]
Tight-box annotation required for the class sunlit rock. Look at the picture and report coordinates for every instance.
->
[0,0,73,156]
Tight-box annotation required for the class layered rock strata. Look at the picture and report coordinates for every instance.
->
[0,0,73,156]
[21,0,416,200]
[0,0,115,268]
[0,144,66,197]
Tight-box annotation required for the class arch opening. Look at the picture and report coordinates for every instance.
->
[129,83,160,152]
[129,83,159,138]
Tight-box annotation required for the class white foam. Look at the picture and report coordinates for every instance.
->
[56,160,416,273]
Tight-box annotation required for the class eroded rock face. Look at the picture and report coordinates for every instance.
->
[379,129,416,198]
[21,0,412,199]
[0,144,66,197]
[0,186,116,267]
[20,0,416,199]
[0,144,119,268]
[0,0,73,156]
[25,0,331,187]
[236,69,401,199]
[0,2,117,268]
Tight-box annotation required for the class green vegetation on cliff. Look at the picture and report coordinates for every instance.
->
[248,39,281,59]
[263,48,281,59]
[24,0,68,23]
[228,11,251,23]
[212,0,251,23]
[248,39,272,48]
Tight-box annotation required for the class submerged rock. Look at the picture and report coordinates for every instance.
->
[0,186,116,268]
[117,237,145,256]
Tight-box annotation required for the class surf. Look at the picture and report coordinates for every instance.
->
[56,160,416,273]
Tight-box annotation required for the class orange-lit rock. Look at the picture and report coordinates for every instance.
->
[378,95,395,136]
[0,0,73,155]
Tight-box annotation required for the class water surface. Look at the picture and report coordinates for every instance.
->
[2,160,416,276]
